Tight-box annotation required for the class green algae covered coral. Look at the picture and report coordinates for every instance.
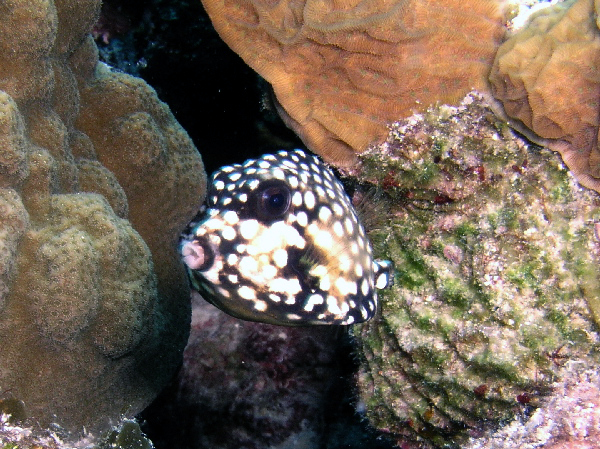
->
[349,94,600,447]
[0,0,205,437]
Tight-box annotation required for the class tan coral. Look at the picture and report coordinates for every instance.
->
[489,0,600,193]
[200,0,505,165]
[0,0,206,436]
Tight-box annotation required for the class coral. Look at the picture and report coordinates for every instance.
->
[0,416,153,449]
[467,361,600,449]
[489,0,600,193]
[348,93,600,447]
[0,0,205,437]
[200,0,505,166]
[93,0,305,173]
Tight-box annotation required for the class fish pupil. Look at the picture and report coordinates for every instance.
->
[267,191,285,209]
[257,181,291,219]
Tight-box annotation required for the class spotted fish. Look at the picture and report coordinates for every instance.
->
[180,149,393,325]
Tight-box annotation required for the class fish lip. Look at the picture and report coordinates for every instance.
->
[180,235,216,272]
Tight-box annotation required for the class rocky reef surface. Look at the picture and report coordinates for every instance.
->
[468,360,600,449]
[142,292,408,449]
[350,93,600,447]
[3,0,600,448]
[2,88,599,449]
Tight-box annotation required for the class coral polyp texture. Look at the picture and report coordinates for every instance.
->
[199,0,505,165]
[0,0,205,437]
[349,94,600,447]
[489,0,600,193]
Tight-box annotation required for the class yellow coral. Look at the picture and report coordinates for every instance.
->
[0,0,205,436]
[490,0,600,193]
[200,0,505,165]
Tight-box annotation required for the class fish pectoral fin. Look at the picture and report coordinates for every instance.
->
[374,259,394,289]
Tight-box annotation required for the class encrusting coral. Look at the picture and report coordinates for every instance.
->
[349,93,600,447]
[489,0,600,194]
[0,0,205,437]
[200,0,505,166]
[467,361,600,449]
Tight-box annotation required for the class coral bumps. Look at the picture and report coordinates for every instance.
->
[200,0,505,165]
[490,0,600,193]
[0,0,205,435]
[351,94,600,446]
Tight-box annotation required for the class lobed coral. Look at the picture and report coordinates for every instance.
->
[200,0,505,166]
[489,0,600,193]
[0,0,205,436]
[349,93,600,447]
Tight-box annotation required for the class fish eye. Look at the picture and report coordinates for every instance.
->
[256,180,291,220]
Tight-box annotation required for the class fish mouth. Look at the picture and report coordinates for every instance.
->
[180,235,216,272]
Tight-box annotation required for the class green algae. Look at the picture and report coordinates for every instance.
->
[0,398,26,425]
[1,444,19,449]
[348,94,600,448]
[98,420,153,449]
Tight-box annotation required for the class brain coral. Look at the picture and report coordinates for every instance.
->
[0,0,205,436]
[489,0,600,193]
[200,0,505,165]
[350,94,600,447]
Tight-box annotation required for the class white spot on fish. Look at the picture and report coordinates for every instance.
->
[296,211,308,227]
[223,211,239,225]
[326,296,342,315]
[304,191,316,210]
[333,221,344,237]
[304,294,324,312]
[292,191,303,207]
[254,300,268,311]
[273,248,288,268]
[222,226,236,241]
[238,285,256,300]
[319,206,332,222]
[239,219,260,240]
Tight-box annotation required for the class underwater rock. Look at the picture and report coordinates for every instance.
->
[490,0,600,194]
[0,0,205,437]
[0,415,153,449]
[141,293,342,449]
[349,93,600,447]
[467,361,600,449]
[199,0,505,166]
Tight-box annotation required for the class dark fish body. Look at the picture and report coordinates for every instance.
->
[180,149,393,325]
